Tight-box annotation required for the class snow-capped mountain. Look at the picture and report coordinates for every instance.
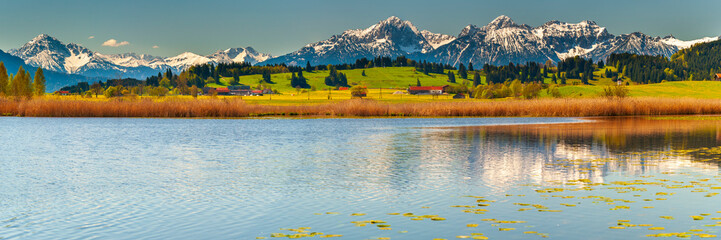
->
[208,47,273,65]
[661,35,720,49]
[262,16,454,66]
[263,15,719,67]
[426,16,554,66]
[420,30,456,49]
[97,53,167,69]
[579,32,680,61]
[8,34,273,80]
[421,15,720,66]
[8,34,112,75]
[0,47,102,91]
[7,17,720,80]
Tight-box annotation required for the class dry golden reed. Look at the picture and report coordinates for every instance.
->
[2,97,721,118]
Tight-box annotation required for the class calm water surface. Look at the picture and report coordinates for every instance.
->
[1,117,721,239]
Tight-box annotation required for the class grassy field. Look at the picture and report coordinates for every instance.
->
[199,66,721,101]
[22,67,721,118]
[204,79,721,105]
[208,67,478,92]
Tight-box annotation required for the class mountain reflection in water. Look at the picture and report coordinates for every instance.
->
[425,117,721,191]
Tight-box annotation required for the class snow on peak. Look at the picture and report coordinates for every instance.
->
[32,34,54,41]
[210,47,273,64]
[578,20,597,26]
[486,15,517,30]
[382,16,403,24]
[9,34,79,73]
[661,36,720,49]
[459,24,481,37]
[165,52,213,68]
[364,16,420,35]
[421,30,456,49]
[493,15,512,22]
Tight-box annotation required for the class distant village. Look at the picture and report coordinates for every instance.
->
[202,85,273,96]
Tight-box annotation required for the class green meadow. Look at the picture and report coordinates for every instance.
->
[209,67,474,92]
[202,66,721,102]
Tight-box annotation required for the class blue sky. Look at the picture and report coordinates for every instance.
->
[1,0,720,57]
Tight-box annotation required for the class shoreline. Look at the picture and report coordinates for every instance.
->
[3,97,721,118]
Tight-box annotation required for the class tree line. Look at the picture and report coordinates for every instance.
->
[0,62,45,99]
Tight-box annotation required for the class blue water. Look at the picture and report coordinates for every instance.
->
[1,117,720,239]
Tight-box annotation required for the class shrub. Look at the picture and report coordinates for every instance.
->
[350,86,367,98]
[104,86,120,98]
[521,82,542,99]
[546,85,562,98]
[602,85,629,98]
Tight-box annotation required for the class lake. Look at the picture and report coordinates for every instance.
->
[1,117,720,239]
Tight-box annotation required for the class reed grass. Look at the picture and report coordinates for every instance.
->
[3,97,721,118]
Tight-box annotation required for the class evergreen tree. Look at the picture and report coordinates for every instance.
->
[473,72,481,87]
[468,62,474,71]
[297,69,308,88]
[416,78,421,86]
[11,68,32,99]
[33,68,45,96]
[262,70,272,83]
[23,70,32,98]
[551,73,557,84]
[165,69,173,80]
[458,63,468,79]
[230,72,240,85]
[338,72,347,87]
[10,66,24,97]
[448,71,456,83]
[324,66,347,87]
[290,71,298,87]
[306,61,312,72]
[0,62,7,96]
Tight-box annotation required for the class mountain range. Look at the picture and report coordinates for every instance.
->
[265,16,719,66]
[5,34,273,80]
[1,15,718,91]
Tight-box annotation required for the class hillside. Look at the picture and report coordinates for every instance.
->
[209,67,473,92]
[671,39,721,79]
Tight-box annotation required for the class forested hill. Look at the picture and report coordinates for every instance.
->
[672,39,721,78]
[606,39,721,83]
